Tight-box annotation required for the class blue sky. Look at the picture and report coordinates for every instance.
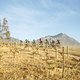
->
[0,0,80,41]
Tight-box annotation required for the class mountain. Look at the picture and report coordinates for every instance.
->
[37,33,80,47]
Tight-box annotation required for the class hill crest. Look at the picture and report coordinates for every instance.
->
[37,33,80,47]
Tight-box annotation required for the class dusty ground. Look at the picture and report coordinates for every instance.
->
[0,44,80,80]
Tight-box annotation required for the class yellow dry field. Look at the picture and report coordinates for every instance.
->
[0,45,80,80]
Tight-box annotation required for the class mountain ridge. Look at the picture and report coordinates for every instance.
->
[37,33,80,47]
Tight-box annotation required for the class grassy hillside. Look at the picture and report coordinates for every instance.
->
[0,43,80,80]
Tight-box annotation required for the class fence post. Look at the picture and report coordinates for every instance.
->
[55,47,58,59]
[62,47,65,80]
[67,46,69,58]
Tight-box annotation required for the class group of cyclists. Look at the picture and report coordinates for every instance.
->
[25,38,61,49]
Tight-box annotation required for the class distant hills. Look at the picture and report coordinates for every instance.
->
[37,33,80,47]
[1,33,80,47]
[1,37,21,43]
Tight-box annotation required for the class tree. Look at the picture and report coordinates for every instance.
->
[56,40,60,44]
[44,39,49,48]
[56,40,61,48]
[0,20,2,39]
[25,39,30,47]
[32,39,36,46]
[6,31,10,39]
[2,18,10,39]
[20,40,23,46]
[38,38,43,47]
[51,40,55,47]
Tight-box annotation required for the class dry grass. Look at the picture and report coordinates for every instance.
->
[0,44,80,80]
